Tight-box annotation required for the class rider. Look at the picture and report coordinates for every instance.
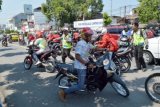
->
[33,31,47,65]
[96,28,118,71]
[47,31,61,43]
[2,34,8,46]
[58,27,105,102]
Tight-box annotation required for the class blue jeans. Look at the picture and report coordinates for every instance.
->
[64,69,86,94]
[96,52,116,70]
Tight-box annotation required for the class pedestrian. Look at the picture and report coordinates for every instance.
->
[61,27,75,63]
[132,22,148,72]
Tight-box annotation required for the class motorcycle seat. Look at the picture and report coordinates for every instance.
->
[116,47,131,56]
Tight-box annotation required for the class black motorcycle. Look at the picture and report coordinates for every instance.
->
[24,45,56,73]
[2,37,8,47]
[113,46,132,73]
[119,35,131,48]
[48,41,62,56]
[55,53,130,97]
[92,47,132,73]
[8,35,12,43]
[145,73,160,104]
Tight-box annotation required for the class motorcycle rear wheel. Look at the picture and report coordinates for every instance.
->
[44,60,55,73]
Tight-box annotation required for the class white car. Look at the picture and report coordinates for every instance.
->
[143,29,160,64]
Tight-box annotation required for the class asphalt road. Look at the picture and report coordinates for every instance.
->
[0,42,160,107]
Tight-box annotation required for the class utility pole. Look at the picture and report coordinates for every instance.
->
[124,6,126,17]
[111,0,112,17]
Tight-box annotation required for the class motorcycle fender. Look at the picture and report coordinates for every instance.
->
[25,56,33,64]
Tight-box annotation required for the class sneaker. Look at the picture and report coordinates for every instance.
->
[58,89,66,102]
[142,68,147,72]
[35,61,41,65]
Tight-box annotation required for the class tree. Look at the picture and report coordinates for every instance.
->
[89,0,104,19]
[137,0,160,23]
[41,0,104,27]
[103,12,112,26]
[0,0,2,10]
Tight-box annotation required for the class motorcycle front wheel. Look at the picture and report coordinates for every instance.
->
[24,56,33,70]
[110,74,129,97]
[145,73,160,104]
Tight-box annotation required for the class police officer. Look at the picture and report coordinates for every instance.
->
[61,28,74,63]
[132,22,148,72]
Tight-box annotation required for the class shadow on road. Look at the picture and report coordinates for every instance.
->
[0,48,13,52]
[0,52,27,57]
[0,62,157,107]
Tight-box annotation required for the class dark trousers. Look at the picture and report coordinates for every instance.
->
[134,45,146,69]
[62,48,74,63]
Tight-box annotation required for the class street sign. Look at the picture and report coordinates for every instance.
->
[74,19,103,28]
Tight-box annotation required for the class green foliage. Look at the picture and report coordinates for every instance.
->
[137,0,160,23]
[4,30,18,34]
[42,0,104,27]
[103,12,112,26]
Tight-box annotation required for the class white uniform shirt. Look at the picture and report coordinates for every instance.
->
[74,40,94,69]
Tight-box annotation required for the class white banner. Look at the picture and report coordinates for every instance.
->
[74,19,104,28]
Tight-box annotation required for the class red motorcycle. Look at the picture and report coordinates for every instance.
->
[24,45,56,73]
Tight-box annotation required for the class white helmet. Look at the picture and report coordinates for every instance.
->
[63,27,69,31]
[101,28,107,34]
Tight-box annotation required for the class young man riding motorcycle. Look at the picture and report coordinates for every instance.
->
[32,31,47,65]
[58,27,106,102]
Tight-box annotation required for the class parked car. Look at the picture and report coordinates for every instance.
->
[143,28,160,64]
[106,25,127,40]
[10,33,19,41]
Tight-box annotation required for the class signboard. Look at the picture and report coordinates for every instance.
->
[24,4,32,15]
[74,19,104,28]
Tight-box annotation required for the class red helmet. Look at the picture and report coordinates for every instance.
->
[36,31,43,38]
[81,27,93,36]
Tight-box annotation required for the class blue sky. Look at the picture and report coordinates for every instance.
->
[0,0,139,24]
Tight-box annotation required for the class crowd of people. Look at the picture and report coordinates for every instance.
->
[1,22,160,102]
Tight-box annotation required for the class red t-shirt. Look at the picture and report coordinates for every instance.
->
[48,34,60,43]
[97,33,119,52]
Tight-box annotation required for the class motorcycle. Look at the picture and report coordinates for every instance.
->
[8,35,12,43]
[48,41,62,56]
[2,37,8,47]
[113,46,132,73]
[119,35,131,48]
[92,47,132,73]
[145,73,160,104]
[24,45,56,73]
[55,52,130,97]
[19,39,26,45]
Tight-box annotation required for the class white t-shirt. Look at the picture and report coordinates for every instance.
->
[74,40,94,69]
